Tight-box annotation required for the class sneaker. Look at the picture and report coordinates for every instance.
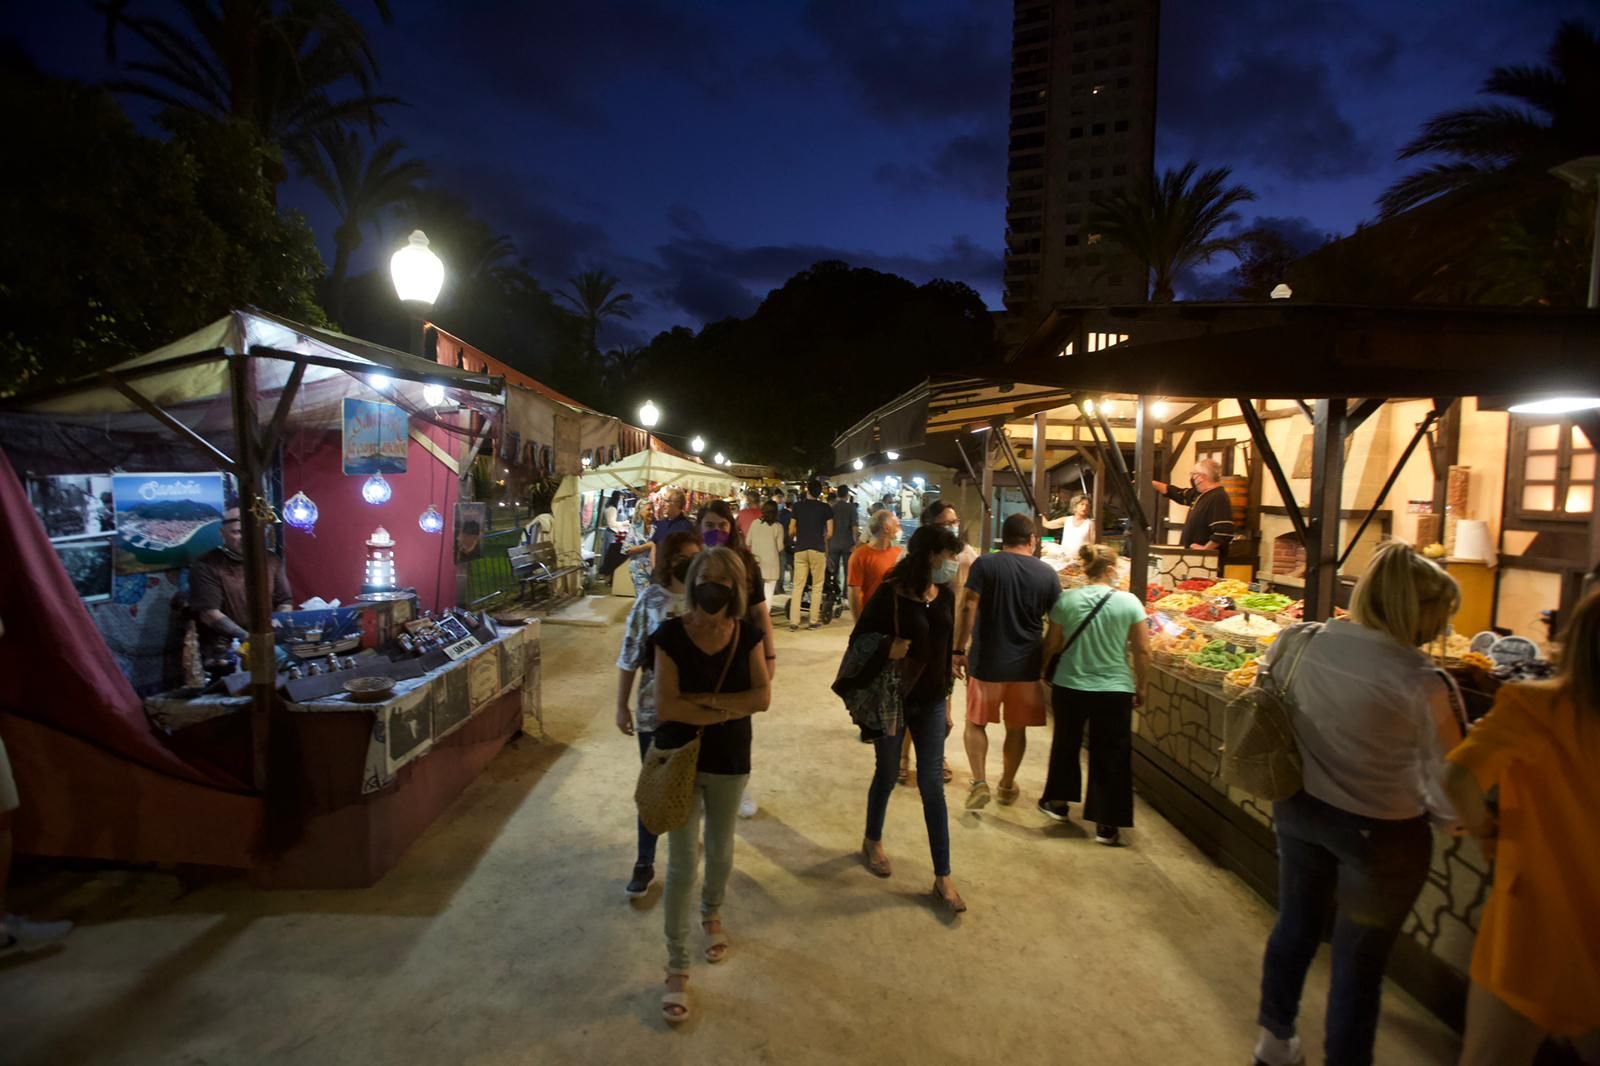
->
[624,864,654,899]
[807,623,821,630]
[965,781,991,810]
[1037,799,1072,822]
[789,624,799,632]
[0,914,74,957]
[1251,1028,1304,1066]
[738,793,758,818]
[1095,825,1123,846]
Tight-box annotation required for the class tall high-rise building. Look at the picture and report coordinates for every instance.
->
[1003,0,1160,340]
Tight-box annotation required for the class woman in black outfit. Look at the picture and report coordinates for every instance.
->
[854,524,967,914]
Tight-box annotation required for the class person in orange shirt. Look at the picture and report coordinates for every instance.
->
[847,508,902,617]
[1443,590,1600,1066]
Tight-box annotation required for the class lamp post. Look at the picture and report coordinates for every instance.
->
[690,435,705,455]
[638,400,660,453]
[390,230,444,357]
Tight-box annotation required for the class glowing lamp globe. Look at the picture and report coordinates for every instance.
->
[283,491,318,533]
[886,451,900,461]
[418,504,444,534]
[390,230,444,306]
[852,458,864,471]
[362,473,393,505]
[690,435,705,454]
[422,383,446,407]
[362,527,398,593]
[638,400,660,428]
[713,452,726,465]
[369,372,392,391]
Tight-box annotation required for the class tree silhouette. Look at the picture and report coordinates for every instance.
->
[1380,20,1600,216]
[1092,162,1256,302]
[556,270,635,358]
[97,0,398,189]
[301,129,426,320]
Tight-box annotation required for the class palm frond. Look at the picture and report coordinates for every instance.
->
[1377,161,1489,217]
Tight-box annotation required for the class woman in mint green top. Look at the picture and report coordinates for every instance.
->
[1037,544,1151,844]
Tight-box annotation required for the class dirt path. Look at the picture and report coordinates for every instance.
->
[0,599,1459,1065]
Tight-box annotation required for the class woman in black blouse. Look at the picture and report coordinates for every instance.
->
[651,546,771,1024]
[854,525,966,914]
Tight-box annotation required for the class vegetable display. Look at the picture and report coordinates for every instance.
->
[1154,592,1205,613]
[1207,579,1252,599]
[1177,578,1217,592]
[1188,640,1256,672]
[1184,602,1238,623]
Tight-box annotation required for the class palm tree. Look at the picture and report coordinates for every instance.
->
[1380,20,1600,217]
[301,128,426,319]
[97,0,398,187]
[1092,162,1256,302]
[556,270,635,357]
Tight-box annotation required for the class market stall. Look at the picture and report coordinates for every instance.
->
[0,309,542,887]
[831,300,1600,1025]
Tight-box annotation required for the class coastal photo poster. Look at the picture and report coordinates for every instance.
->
[342,398,409,475]
[26,473,116,542]
[111,472,226,575]
[53,538,114,603]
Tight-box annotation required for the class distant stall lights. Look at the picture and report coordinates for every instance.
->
[1508,396,1600,414]
[713,452,727,466]
[886,451,900,461]
[852,458,864,471]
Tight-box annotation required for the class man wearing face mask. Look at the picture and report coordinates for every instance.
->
[847,509,902,617]
[1151,458,1235,573]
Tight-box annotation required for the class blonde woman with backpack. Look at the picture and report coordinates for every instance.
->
[1250,541,1465,1066]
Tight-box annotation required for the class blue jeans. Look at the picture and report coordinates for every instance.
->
[635,731,658,867]
[1258,790,1432,1066]
[864,700,951,877]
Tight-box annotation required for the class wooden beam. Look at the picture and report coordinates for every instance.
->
[227,355,276,794]
[1164,401,1212,428]
[1032,412,1049,521]
[249,346,504,396]
[1306,399,1348,621]
[1239,399,1308,543]
[101,372,239,475]
[255,357,307,461]
[1092,408,1151,533]
[1131,398,1156,598]
[457,423,493,491]
[1430,400,1461,521]
[1344,398,1385,437]
[1338,407,1439,567]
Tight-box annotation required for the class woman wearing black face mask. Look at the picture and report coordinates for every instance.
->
[615,531,703,899]
[650,547,772,1024]
[698,499,777,682]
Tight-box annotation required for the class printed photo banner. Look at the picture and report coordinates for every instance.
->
[342,398,409,475]
[110,472,226,575]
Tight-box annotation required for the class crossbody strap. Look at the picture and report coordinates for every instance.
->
[711,621,742,696]
[1063,590,1114,655]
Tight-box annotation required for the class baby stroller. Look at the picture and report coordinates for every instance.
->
[798,556,845,625]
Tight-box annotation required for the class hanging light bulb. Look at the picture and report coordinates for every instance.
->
[369,372,392,391]
[283,491,318,533]
[362,473,393,505]
[852,458,864,471]
[422,383,446,407]
[418,504,444,534]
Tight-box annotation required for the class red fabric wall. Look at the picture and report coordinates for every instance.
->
[282,427,460,615]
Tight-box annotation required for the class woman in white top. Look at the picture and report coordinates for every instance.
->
[598,490,629,579]
[1250,541,1465,1066]
[1040,494,1095,555]
[745,501,785,607]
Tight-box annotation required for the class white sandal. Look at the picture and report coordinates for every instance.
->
[702,920,730,964]
[662,970,690,1025]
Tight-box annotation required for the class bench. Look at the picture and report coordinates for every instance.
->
[509,542,582,605]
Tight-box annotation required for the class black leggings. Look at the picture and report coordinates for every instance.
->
[1041,686,1135,827]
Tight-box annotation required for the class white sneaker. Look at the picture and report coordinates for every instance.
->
[0,914,74,957]
[1251,1027,1304,1066]
[738,793,758,818]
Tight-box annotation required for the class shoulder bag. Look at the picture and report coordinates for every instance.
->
[1218,621,1320,802]
[1045,589,1115,683]
[635,621,741,836]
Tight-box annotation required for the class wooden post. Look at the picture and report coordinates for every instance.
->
[980,428,995,550]
[1306,399,1348,621]
[1033,411,1049,525]
[1131,396,1156,603]
[228,353,277,792]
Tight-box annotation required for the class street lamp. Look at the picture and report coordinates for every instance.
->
[713,451,726,465]
[391,230,444,357]
[886,451,900,461]
[690,435,705,454]
[852,458,864,471]
[638,400,660,428]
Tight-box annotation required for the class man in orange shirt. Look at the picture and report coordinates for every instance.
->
[847,509,902,615]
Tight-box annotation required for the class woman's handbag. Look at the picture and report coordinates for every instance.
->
[635,622,741,835]
[1219,622,1318,802]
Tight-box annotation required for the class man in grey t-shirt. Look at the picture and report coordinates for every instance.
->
[952,513,1060,810]
[827,488,859,608]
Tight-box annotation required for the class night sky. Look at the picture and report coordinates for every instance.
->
[14,0,1593,344]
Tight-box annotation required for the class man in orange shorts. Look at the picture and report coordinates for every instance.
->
[952,513,1061,809]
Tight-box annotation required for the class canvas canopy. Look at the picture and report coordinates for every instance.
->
[577,450,738,497]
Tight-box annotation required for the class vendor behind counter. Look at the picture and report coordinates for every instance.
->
[189,507,292,659]
[1152,459,1234,570]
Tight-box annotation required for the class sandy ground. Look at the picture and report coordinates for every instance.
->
[1,596,1460,1066]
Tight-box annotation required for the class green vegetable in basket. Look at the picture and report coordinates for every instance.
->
[1236,592,1293,614]
[1189,640,1254,671]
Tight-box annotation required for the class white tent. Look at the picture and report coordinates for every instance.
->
[577,450,739,497]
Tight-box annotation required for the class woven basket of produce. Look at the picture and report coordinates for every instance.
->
[1221,659,1260,701]
[1183,641,1254,686]
[1152,591,1206,615]
[1212,613,1282,652]
[1221,677,1254,701]
[1235,592,1294,620]
[1183,659,1234,687]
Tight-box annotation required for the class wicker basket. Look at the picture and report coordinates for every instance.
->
[1183,658,1232,687]
[1221,677,1254,701]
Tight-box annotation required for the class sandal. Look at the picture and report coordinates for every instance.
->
[702,920,730,964]
[933,879,967,915]
[662,970,690,1025]
[897,765,910,786]
[942,760,953,784]
[965,781,991,810]
[996,783,1021,806]
[861,840,892,878]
